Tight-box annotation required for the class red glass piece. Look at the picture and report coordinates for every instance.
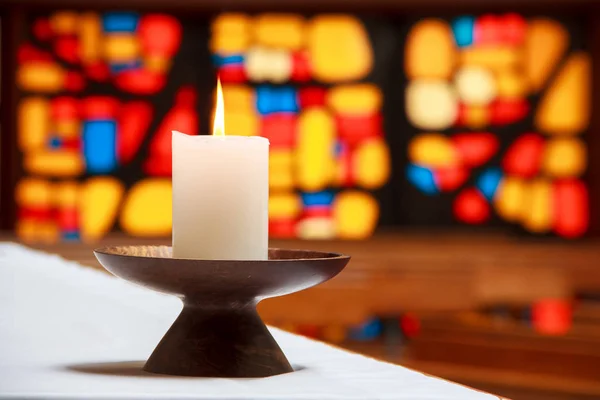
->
[302,206,333,219]
[297,325,320,339]
[54,36,79,64]
[299,87,327,108]
[435,165,469,192]
[18,207,53,221]
[57,208,78,231]
[260,114,297,148]
[453,188,490,224]
[400,313,421,338]
[269,219,297,239]
[474,14,502,45]
[33,18,53,41]
[532,299,572,335]
[51,97,78,120]
[80,96,120,119]
[502,133,544,178]
[490,99,529,125]
[501,13,526,45]
[18,44,53,64]
[118,101,153,164]
[144,86,198,176]
[553,179,589,238]
[219,65,246,83]
[452,132,499,167]
[64,71,85,92]
[85,62,110,81]
[291,51,311,82]
[114,69,166,95]
[62,138,81,150]
[336,114,383,147]
[337,141,354,187]
[138,14,182,56]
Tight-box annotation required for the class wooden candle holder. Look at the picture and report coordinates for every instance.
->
[94,246,350,378]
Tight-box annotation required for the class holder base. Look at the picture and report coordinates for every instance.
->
[144,304,292,377]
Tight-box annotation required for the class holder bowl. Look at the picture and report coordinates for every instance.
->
[94,246,350,378]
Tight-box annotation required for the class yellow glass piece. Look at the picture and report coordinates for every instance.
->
[222,85,254,111]
[224,110,258,137]
[354,139,391,189]
[15,178,52,207]
[308,15,373,82]
[296,108,336,191]
[496,69,528,99]
[454,65,497,106]
[212,13,251,33]
[254,14,305,50]
[53,181,79,207]
[334,191,379,239]
[145,55,170,72]
[270,150,295,191]
[245,46,292,83]
[210,13,251,53]
[327,84,382,114]
[535,53,590,136]
[103,34,140,62]
[464,105,490,129]
[408,133,457,168]
[80,177,124,241]
[405,19,455,80]
[526,19,568,92]
[50,11,78,34]
[79,12,101,63]
[269,192,301,219]
[18,63,65,93]
[321,325,346,344]
[24,151,84,177]
[120,179,172,237]
[460,47,519,71]
[54,120,80,138]
[18,97,49,151]
[495,177,525,222]
[406,79,458,130]
[297,217,335,240]
[542,138,587,178]
[523,179,552,233]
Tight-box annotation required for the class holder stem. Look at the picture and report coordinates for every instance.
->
[144,302,293,377]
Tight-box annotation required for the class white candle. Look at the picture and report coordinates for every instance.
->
[171,80,269,260]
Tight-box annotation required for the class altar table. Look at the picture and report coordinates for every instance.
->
[0,243,505,400]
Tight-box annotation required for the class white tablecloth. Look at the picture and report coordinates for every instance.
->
[0,243,501,399]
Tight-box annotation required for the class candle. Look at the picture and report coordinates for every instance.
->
[172,79,269,260]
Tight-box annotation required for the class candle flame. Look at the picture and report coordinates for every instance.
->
[213,77,225,136]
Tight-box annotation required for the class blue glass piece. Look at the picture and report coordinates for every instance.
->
[406,164,438,195]
[476,167,503,201]
[49,136,62,149]
[62,231,80,241]
[211,54,244,66]
[109,60,142,74]
[452,16,475,47]
[301,191,335,207]
[256,86,299,115]
[102,12,139,33]
[83,120,117,174]
[349,318,382,341]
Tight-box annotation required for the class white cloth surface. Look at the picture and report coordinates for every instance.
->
[0,243,500,400]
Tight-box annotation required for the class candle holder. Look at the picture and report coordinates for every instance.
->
[94,246,350,378]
